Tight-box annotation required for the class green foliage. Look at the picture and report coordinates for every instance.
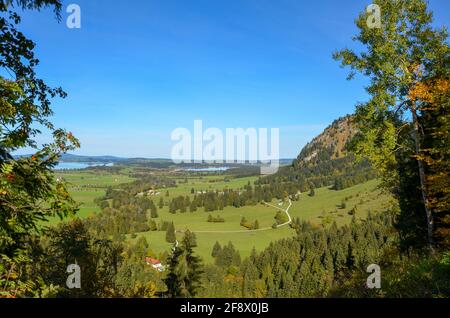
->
[334,0,449,248]
[150,202,158,218]
[163,232,204,298]
[165,222,176,244]
[274,211,288,225]
[331,249,450,298]
[202,212,396,297]
[207,214,225,223]
[214,241,241,269]
[0,0,80,297]
[31,219,125,297]
[211,241,222,258]
[183,230,197,248]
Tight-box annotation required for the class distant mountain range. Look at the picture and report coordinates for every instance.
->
[60,154,127,163]
[14,153,294,166]
[57,154,294,166]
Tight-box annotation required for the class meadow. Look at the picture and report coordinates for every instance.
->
[46,169,134,224]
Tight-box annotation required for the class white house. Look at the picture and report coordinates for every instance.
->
[145,257,165,272]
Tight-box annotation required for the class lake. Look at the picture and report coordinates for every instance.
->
[184,167,231,172]
[54,162,114,170]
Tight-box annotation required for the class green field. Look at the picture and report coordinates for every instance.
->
[49,169,394,263]
[163,175,259,198]
[133,178,394,262]
[44,170,134,224]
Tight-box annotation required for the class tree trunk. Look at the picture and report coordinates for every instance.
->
[411,105,434,247]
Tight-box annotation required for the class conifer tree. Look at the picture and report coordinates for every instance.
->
[150,205,158,218]
[163,245,184,298]
[211,241,222,258]
[165,222,176,243]
[180,231,203,297]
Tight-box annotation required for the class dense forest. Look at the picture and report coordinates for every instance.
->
[0,0,449,298]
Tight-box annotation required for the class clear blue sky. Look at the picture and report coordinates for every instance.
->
[14,0,450,158]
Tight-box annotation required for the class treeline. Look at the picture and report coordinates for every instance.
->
[167,183,299,214]
[109,175,176,197]
[88,180,167,238]
[86,204,150,238]
[244,213,396,297]
[86,174,177,237]
[260,155,376,192]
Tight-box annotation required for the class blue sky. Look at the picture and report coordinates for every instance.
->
[13,0,450,158]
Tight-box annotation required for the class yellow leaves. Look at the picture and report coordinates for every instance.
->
[224,274,243,284]
[408,81,433,102]
[408,78,450,104]
[131,281,157,298]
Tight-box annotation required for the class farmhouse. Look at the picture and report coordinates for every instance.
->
[145,257,165,272]
[147,189,161,196]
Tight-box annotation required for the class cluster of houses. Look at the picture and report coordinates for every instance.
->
[136,189,161,197]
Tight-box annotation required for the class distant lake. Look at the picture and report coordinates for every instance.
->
[184,167,230,172]
[54,162,114,170]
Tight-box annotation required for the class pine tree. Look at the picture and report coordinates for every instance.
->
[150,205,158,218]
[211,241,222,258]
[169,201,177,214]
[166,222,176,243]
[183,230,197,248]
[163,245,184,298]
[181,232,203,297]
[164,232,203,298]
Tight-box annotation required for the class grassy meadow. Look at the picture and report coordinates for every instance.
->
[45,170,134,224]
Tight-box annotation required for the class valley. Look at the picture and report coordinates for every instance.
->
[52,166,393,262]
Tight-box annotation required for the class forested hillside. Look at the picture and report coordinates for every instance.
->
[260,116,376,191]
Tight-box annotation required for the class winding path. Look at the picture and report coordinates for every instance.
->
[190,199,293,234]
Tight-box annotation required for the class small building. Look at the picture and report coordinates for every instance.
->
[145,257,165,272]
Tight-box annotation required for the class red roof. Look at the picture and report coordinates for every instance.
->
[145,257,161,265]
